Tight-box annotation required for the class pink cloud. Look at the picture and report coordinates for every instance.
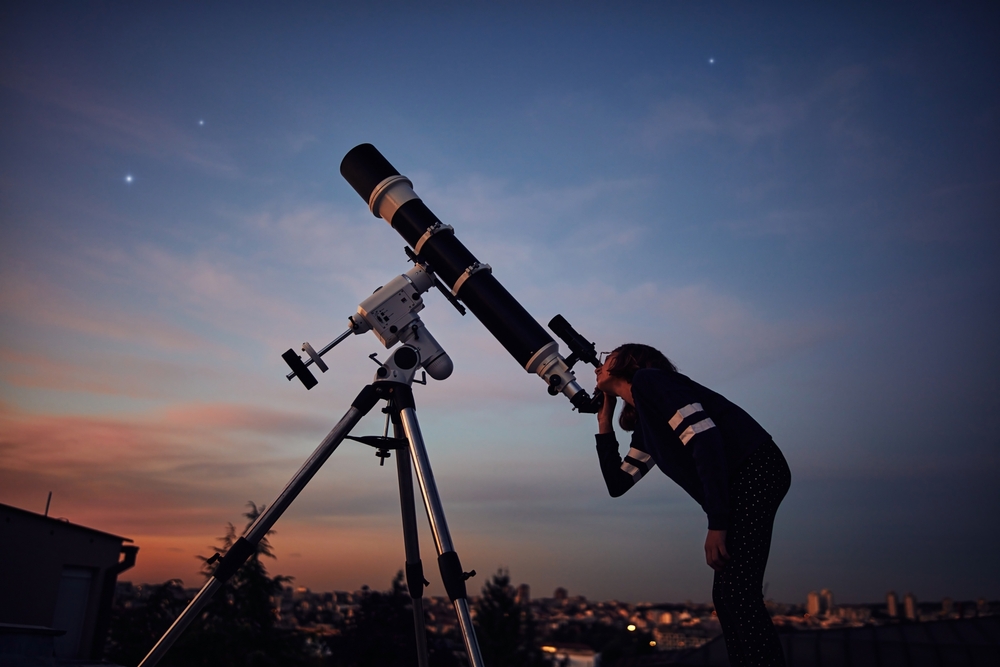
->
[0,270,210,352]
[0,398,438,591]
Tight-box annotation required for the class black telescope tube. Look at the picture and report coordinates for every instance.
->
[340,144,555,369]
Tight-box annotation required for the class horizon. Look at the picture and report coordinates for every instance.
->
[112,571,987,610]
[2,3,998,606]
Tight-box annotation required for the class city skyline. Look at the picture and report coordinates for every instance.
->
[2,3,998,605]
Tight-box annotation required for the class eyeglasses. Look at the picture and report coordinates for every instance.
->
[598,351,612,366]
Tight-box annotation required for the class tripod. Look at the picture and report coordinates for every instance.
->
[137,346,485,667]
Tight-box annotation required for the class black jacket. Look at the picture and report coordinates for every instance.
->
[595,368,771,530]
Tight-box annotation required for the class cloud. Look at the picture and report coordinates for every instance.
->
[157,402,332,435]
[419,172,649,236]
[0,265,209,353]
[636,64,872,151]
[637,89,807,150]
[0,347,214,399]
[550,280,841,381]
[1,67,238,175]
[898,178,1000,244]
[0,400,340,533]
[233,203,394,285]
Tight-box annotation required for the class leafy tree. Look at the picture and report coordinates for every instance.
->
[105,579,189,666]
[325,571,416,667]
[106,502,315,667]
[168,502,311,667]
[474,569,552,667]
[323,571,465,667]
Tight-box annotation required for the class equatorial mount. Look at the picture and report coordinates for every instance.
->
[282,255,453,390]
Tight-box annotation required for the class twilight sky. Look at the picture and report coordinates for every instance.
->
[2,3,998,606]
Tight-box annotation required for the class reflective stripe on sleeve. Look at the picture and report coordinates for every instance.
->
[621,447,654,482]
[626,448,652,466]
[678,418,717,445]
[668,403,705,430]
[621,461,643,482]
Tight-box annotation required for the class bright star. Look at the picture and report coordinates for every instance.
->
[709,58,715,64]
[125,175,133,183]
[198,119,205,126]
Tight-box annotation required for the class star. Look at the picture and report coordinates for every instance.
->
[125,175,133,184]
[708,58,715,64]
[198,119,205,126]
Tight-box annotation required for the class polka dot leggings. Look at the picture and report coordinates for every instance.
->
[712,439,791,667]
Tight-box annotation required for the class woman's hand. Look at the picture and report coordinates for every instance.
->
[597,390,617,434]
[705,530,729,571]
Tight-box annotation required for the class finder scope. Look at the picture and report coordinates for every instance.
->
[340,144,599,412]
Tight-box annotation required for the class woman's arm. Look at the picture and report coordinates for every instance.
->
[597,388,617,434]
[595,392,655,497]
[596,432,654,497]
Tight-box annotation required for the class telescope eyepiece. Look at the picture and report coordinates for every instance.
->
[548,315,600,368]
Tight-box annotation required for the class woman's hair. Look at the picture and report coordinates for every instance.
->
[605,343,677,431]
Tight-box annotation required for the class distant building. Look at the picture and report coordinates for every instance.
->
[887,591,899,618]
[553,587,568,602]
[807,591,821,616]
[904,592,918,621]
[942,597,953,616]
[820,588,834,615]
[515,583,530,606]
[0,502,137,662]
[634,616,1000,666]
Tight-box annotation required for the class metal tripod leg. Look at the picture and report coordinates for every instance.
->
[399,406,486,667]
[394,418,431,667]
[137,385,382,667]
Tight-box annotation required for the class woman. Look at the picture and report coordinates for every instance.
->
[593,343,790,667]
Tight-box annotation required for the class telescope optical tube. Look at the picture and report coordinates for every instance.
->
[340,144,591,409]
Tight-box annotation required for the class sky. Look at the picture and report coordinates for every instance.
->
[1,2,998,606]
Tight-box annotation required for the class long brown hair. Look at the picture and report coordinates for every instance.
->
[605,343,677,431]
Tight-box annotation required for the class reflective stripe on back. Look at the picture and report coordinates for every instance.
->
[668,403,705,430]
[678,418,716,445]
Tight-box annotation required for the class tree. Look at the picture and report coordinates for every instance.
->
[325,571,417,667]
[169,501,311,667]
[474,569,552,667]
[104,579,189,666]
[106,502,315,667]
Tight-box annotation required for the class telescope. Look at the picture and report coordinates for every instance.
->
[339,143,603,412]
[137,145,606,667]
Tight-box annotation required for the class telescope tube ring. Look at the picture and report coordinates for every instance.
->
[414,222,455,255]
[451,262,492,297]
